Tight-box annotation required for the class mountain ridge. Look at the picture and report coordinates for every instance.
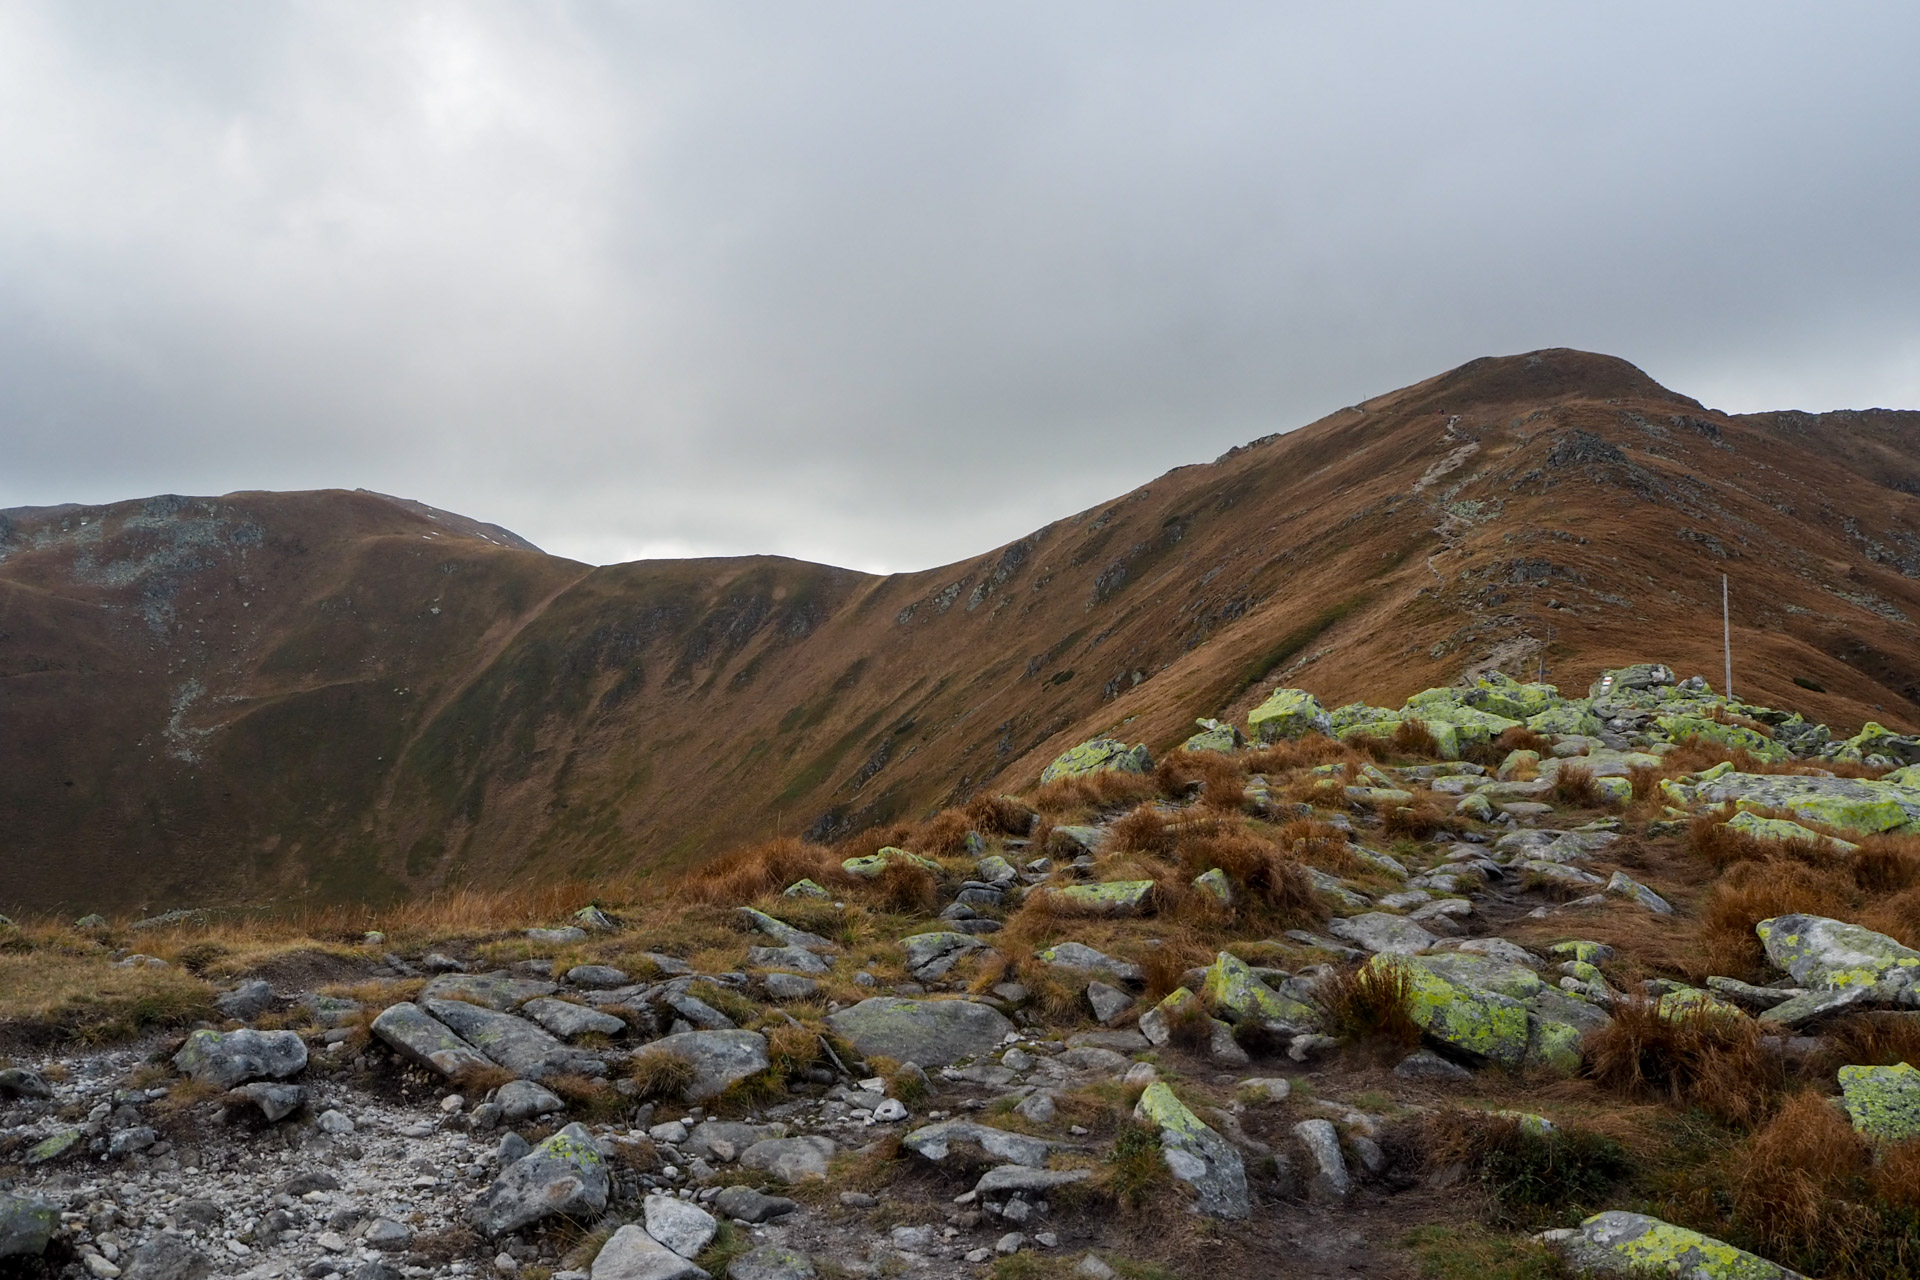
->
[7,348,1920,914]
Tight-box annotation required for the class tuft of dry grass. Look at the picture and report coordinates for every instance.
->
[1496,726,1553,756]
[1699,859,1854,980]
[1242,734,1356,774]
[1028,770,1163,816]
[1553,764,1605,809]
[1381,799,1462,841]
[1391,718,1444,759]
[628,1048,697,1101]
[867,862,940,915]
[1107,804,1176,856]
[1315,960,1422,1054]
[451,1062,517,1097]
[1731,1091,1877,1271]
[677,837,845,906]
[913,809,977,857]
[1154,750,1250,810]
[964,793,1037,836]
[1582,999,1782,1127]
[0,951,216,1047]
[1270,815,1361,875]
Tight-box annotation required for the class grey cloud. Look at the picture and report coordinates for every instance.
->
[1,2,1917,571]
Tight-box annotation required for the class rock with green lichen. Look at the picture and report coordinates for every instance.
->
[1191,867,1234,905]
[1588,664,1676,699]
[825,997,1013,1068]
[1529,703,1604,736]
[1837,1061,1920,1141]
[1655,715,1790,763]
[841,847,943,879]
[470,1121,610,1236]
[1756,914,1920,990]
[898,931,984,981]
[22,1130,81,1166]
[1843,722,1920,766]
[1545,1209,1807,1278]
[1248,688,1333,743]
[1593,776,1633,805]
[1202,951,1319,1035]
[1139,987,1200,1046]
[0,1193,55,1259]
[1724,811,1858,853]
[1039,881,1155,917]
[1656,987,1745,1021]
[781,879,830,899]
[1131,1082,1249,1219]
[1368,954,1596,1073]
[1038,737,1152,785]
[1694,773,1920,836]
[1182,718,1245,753]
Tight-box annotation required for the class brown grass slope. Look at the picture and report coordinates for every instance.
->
[6,348,1920,913]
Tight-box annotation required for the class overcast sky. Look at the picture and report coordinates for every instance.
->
[3,4,1917,572]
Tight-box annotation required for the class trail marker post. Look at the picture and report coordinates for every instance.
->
[1723,575,1732,700]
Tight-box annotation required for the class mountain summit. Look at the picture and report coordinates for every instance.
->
[4,350,1918,913]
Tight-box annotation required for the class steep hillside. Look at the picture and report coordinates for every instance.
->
[6,348,1920,913]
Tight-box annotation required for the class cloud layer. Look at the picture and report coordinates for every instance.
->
[3,3,1917,570]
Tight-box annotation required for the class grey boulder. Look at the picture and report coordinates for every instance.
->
[495,1079,565,1121]
[712,1186,798,1223]
[646,1030,770,1101]
[591,1224,710,1280]
[728,1246,816,1280]
[371,1002,494,1078]
[228,1081,306,1122]
[739,1136,835,1182]
[0,1194,55,1258]
[122,1235,211,1280]
[420,972,557,1011]
[470,1122,610,1236]
[214,979,275,1021]
[825,997,1013,1068]
[173,1028,308,1088]
[644,1195,719,1258]
[425,998,606,1080]
[523,996,629,1040]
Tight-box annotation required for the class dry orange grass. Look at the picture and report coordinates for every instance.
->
[963,792,1036,836]
[912,808,976,857]
[1028,770,1163,816]
[676,837,846,906]
[1315,959,1421,1055]
[1583,999,1782,1127]
[1269,815,1361,875]
[1106,803,1177,856]
[1153,749,1250,810]
[1553,764,1606,809]
[1241,734,1357,774]
[1700,859,1853,980]
[1170,827,1326,928]
[1380,797,1463,841]
[1390,718,1444,759]
[1731,1091,1877,1270]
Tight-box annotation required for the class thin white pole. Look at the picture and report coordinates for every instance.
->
[1723,575,1732,700]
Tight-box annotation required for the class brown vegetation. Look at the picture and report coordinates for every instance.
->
[1583,999,1781,1126]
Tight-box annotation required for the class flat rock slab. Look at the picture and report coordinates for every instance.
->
[904,1119,1057,1168]
[826,997,1013,1068]
[0,1193,55,1259]
[172,1028,308,1089]
[1545,1210,1807,1279]
[1039,882,1154,917]
[227,1082,306,1122]
[371,1002,494,1078]
[1757,914,1920,990]
[592,1224,710,1280]
[646,1030,770,1101]
[471,1122,610,1237]
[737,907,834,951]
[974,1166,1093,1195]
[1328,913,1438,956]
[420,973,558,1011]
[644,1195,719,1258]
[1035,942,1144,984]
[747,945,834,975]
[425,998,606,1080]
[523,996,629,1040]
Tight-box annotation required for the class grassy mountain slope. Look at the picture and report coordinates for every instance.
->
[5,348,1919,913]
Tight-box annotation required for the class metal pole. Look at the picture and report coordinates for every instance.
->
[1723,575,1732,700]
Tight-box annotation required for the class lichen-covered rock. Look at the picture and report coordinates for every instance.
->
[1036,942,1143,983]
[1202,951,1319,1035]
[470,1122,610,1237]
[1191,868,1234,905]
[1370,955,1532,1070]
[1545,1209,1806,1278]
[1182,718,1245,753]
[1038,737,1153,785]
[1724,811,1858,852]
[172,1028,308,1089]
[1132,1083,1248,1218]
[0,1193,55,1259]
[1756,914,1920,990]
[728,1245,814,1280]
[783,879,829,899]
[1656,715,1790,763]
[1844,722,1920,766]
[841,847,943,879]
[1248,688,1333,743]
[1139,987,1199,1047]
[1837,1061,1920,1141]
[737,907,833,951]
[1605,871,1673,915]
[1038,881,1155,917]
[1528,703,1603,736]
[826,997,1013,1067]
[1694,773,1920,836]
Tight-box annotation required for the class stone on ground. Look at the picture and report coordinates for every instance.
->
[172,1028,307,1089]
[1837,1061,1920,1141]
[644,1195,718,1258]
[644,1030,771,1101]
[420,972,557,1010]
[825,997,1013,1067]
[1248,688,1333,742]
[1132,1082,1249,1219]
[1328,913,1438,956]
[727,1245,815,1280]
[590,1224,709,1280]
[1291,1118,1351,1202]
[470,1122,610,1236]
[1039,737,1153,784]
[1756,914,1920,990]
[903,1120,1055,1168]
[1542,1210,1806,1279]
[0,1194,54,1258]
[370,1003,494,1078]
[712,1186,798,1223]
[121,1235,211,1280]
[425,998,605,1080]
[738,1136,835,1182]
